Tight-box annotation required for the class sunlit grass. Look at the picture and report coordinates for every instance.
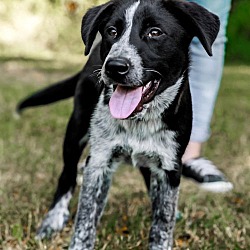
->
[0,60,249,249]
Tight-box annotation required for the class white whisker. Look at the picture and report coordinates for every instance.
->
[93,69,102,74]
[144,68,163,78]
[90,68,102,77]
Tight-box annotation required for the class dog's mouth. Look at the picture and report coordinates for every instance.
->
[109,79,160,119]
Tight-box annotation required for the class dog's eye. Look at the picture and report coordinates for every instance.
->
[107,26,117,38]
[147,28,163,38]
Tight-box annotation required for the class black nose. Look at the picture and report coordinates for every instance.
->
[105,57,130,78]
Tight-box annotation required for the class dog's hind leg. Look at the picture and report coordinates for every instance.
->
[149,169,180,250]
[69,157,115,250]
[35,112,88,240]
[36,76,101,240]
[52,112,89,207]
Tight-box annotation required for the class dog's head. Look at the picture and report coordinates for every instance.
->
[81,0,220,119]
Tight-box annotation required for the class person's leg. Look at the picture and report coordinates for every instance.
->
[182,0,233,192]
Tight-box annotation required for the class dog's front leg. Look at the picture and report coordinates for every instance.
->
[69,158,113,250]
[149,170,180,250]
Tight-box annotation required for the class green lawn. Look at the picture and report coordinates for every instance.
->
[0,60,249,249]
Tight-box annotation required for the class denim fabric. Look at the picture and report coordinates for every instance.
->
[188,0,232,142]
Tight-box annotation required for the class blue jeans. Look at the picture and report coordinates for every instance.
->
[188,0,231,142]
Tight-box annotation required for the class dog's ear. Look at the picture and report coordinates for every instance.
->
[165,0,220,56]
[81,1,114,55]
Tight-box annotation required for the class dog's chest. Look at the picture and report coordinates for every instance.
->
[89,94,178,171]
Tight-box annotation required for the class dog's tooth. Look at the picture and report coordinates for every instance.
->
[143,82,150,93]
[146,81,152,89]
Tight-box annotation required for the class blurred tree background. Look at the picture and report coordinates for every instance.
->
[227,0,250,63]
[0,0,249,64]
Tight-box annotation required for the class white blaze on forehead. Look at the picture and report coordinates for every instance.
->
[125,1,140,33]
[102,0,143,85]
[108,0,141,56]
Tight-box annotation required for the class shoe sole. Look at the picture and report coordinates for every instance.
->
[199,181,234,193]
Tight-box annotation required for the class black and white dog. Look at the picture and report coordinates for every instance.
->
[18,0,219,249]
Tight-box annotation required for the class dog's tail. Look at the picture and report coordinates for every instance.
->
[16,72,80,114]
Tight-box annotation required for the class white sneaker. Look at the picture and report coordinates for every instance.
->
[182,157,233,193]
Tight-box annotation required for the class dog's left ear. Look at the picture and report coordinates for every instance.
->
[165,0,220,56]
[81,1,114,55]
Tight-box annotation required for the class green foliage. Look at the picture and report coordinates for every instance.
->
[0,0,249,64]
[226,0,250,63]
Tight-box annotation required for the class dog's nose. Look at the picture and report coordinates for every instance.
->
[105,58,130,78]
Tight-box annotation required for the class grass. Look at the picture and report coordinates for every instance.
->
[0,59,250,250]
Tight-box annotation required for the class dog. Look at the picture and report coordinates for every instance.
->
[18,0,219,249]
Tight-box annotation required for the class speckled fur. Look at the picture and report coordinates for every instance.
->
[101,1,143,87]
[70,1,182,249]
[70,73,184,249]
[36,190,72,239]
[68,0,220,248]
[17,0,220,247]
[149,172,179,249]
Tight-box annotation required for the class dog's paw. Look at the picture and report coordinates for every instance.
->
[36,191,73,240]
[35,206,70,240]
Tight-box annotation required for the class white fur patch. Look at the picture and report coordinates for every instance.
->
[101,1,143,86]
[36,191,72,239]
[89,76,184,173]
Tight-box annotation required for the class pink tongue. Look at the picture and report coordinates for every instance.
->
[109,85,143,119]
